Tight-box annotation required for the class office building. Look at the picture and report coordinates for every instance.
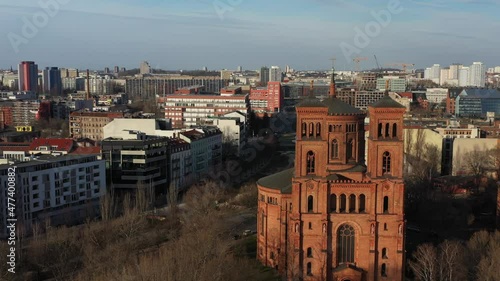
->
[250,82,283,115]
[269,66,282,82]
[43,67,62,96]
[164,88,249,128]
[376,77,406,92]
[101,133,169,195]
[125,76,229,100]
[260,66,270,86]
[456,89,500,117]
[18,61,39,92]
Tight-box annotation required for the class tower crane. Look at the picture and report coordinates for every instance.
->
[353,57,368,72]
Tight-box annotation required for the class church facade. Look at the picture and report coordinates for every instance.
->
[256,76,406,281]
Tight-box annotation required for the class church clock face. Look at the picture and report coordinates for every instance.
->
[307,182,314,189]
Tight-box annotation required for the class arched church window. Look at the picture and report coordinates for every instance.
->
[378,123,383,137]
[316,123,321,137]
[340,194,346,213]
[307,195,314,213]
[331,139,339,159]
[349,194,356,213]
[382,151,391,174]
[309,123,314,137]
[306,151,315,174]
[381,263,387,277]
[307,247,313,258]
[337,224,355,264]
[392,123,397,138]
[330,194,337,212]
[358,194,366,212]
[385,123,390,138]
[383,196,389,213]
[302,123,307,136]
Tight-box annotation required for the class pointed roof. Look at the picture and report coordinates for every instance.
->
[369,95,406,109]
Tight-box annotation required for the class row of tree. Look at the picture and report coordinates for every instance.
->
[409,230,500,281]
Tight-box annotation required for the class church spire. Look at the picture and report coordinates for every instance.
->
[329,57,336,98]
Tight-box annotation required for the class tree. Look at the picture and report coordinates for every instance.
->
[437,240,466,281]
[408,243,438,281]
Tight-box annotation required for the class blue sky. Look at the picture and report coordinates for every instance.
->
[0,0,499,71]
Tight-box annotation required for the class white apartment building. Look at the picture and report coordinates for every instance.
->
[469,62,486,87]
[0,155,105,238]
[179,128,222,180]
[458,67,470,87]
[212,117,246,155]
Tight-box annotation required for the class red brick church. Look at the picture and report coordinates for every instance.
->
[257,70,406,281]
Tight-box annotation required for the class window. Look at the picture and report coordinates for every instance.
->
[381,263,387,277]
[382,248,388,259]
[382,152,391,174]
[308,196,314,213]
[346,139,354,160]
[316,123,321,137]
[330,194,337,212]
[302,123,307,136]
[349,194,356,213]
[260,213,265,235]
[306,151,315,174]
[329,125,333,132]
[378,123,383,137]
[359,194,366,212]
[385,123,390,137]
[309,123,314,137]
[392,123,397,138]
[307,262,312,276]
[340,194,346,212]
[309,222,312,229]
[331,139,339,159]
[383,196,389,213]
[384,223,388,231]
[337,224,355,263]
[307,247,313,258]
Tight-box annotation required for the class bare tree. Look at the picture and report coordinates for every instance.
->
[437,240,466,281]
[408,243,438,281]
[99,192,114,221]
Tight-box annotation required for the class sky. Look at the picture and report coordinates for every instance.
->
[0,0,499,71]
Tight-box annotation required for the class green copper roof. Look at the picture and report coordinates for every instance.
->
[370,95,406,109]
[322,97,363,115]
[257,168,294,194]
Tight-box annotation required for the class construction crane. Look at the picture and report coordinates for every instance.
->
[386,63,415,73]
[374,55,381,71]
[353,57,368,72]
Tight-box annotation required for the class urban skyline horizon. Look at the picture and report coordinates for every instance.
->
[2,59,499,73]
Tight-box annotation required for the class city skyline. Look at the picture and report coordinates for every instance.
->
[0,0,499,70]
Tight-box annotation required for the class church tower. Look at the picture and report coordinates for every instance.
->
[256,67,406,281]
